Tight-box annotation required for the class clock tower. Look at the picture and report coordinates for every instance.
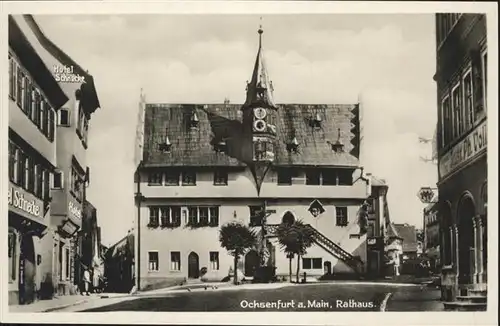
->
[242,24,278,164]
[241,23,278,195]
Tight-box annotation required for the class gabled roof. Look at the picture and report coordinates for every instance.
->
[8,16,68,110]
[142,103,361,168]
[23,15,101,115]
[393,223,418,253]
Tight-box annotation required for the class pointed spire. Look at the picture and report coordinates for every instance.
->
[244,18,276,108]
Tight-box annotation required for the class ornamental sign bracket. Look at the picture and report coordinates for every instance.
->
[417,187,438,204]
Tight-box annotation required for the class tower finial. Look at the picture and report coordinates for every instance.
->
[258,17,263,48]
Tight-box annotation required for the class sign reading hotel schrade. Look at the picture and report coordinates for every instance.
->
[439,120,487,180]
[69,200,82,220]
[8,183,43,219]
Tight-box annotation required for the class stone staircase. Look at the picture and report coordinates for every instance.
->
[265,224,364,274]
[443,289,487,311]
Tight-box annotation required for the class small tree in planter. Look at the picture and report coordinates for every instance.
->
[219,222,257,285]
[275,220,315,283]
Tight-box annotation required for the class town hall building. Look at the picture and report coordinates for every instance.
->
[133,25,389,290]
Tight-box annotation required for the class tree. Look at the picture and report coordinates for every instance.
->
[275,220,315,283]
[219,222,257,285]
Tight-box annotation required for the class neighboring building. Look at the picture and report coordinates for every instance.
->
[434,13,488,304]
[393,223,419,261]
[7,16,67,305]
[104,230,135,293]
[75,200,104,292]
[133,26,390,290]
[423,201,440,272]
[8,14,101,302]
[365,175,391,279]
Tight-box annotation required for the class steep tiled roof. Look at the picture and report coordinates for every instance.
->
[142,103,361,168]
[371,176,387,187]
[393,223,418,253]
[244,27,275,108]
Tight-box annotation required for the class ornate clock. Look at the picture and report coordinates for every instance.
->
[253,107,267,119]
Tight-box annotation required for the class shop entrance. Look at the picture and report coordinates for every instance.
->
[19,234,36,305]
[457,195,475,285]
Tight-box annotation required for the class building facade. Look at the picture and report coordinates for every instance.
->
[75,200,105,292]
[7,15,68,305]
[8,14,101,303]
[133,26,390,290]
[104,230,135,293]
[423,201,440,273]
[434,13,488,302]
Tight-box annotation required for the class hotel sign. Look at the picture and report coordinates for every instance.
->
[69,201,82,220]
[439,120,487,180]
[8,183,43,219]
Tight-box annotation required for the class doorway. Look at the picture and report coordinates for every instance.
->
[457,195,475,285]
[323,261,332,275]
[188,252,200,279]
[19,234,36,305]
[244,250,259,277]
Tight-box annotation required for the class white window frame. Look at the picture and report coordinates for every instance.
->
[209,251,219,270]
[481,48,487,112]
[451,82,462,138]
[462,65,474,129]
[170,251,181,271]
[441,94,450,147]
[59,108,71,127]
[148,251,159,272]
[302,257,323,270]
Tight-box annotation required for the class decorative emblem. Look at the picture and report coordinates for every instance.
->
[417,187,437,204]
[254,108,267,119]
[253,119,267,132]
[308,199,325,218]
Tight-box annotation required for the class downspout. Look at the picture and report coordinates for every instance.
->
[134,163,142,291]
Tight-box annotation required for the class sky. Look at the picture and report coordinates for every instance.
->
[34,14,438,247]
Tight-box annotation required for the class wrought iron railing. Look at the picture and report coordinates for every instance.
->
[265,223,364,273]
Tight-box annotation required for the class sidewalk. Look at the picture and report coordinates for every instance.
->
[8,293,131,313]
[384,285,445,311]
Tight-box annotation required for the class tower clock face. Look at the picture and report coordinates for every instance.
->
[254,107,267,119]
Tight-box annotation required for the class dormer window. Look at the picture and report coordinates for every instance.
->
[329,128,345,153]
[190,111,199,129]
[158,135,172,153]
[286,137,299,153]
[310,113,322,128]
[214,140,227,153]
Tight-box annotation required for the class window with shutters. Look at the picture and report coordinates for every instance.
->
[305,169,321,185]
[164,170,180,186]
[182,170,196,186]
[9,56,56,142]
[148,207,160,227]
[147,171,163,186]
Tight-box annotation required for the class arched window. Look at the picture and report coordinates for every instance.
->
[282,211,295,225]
